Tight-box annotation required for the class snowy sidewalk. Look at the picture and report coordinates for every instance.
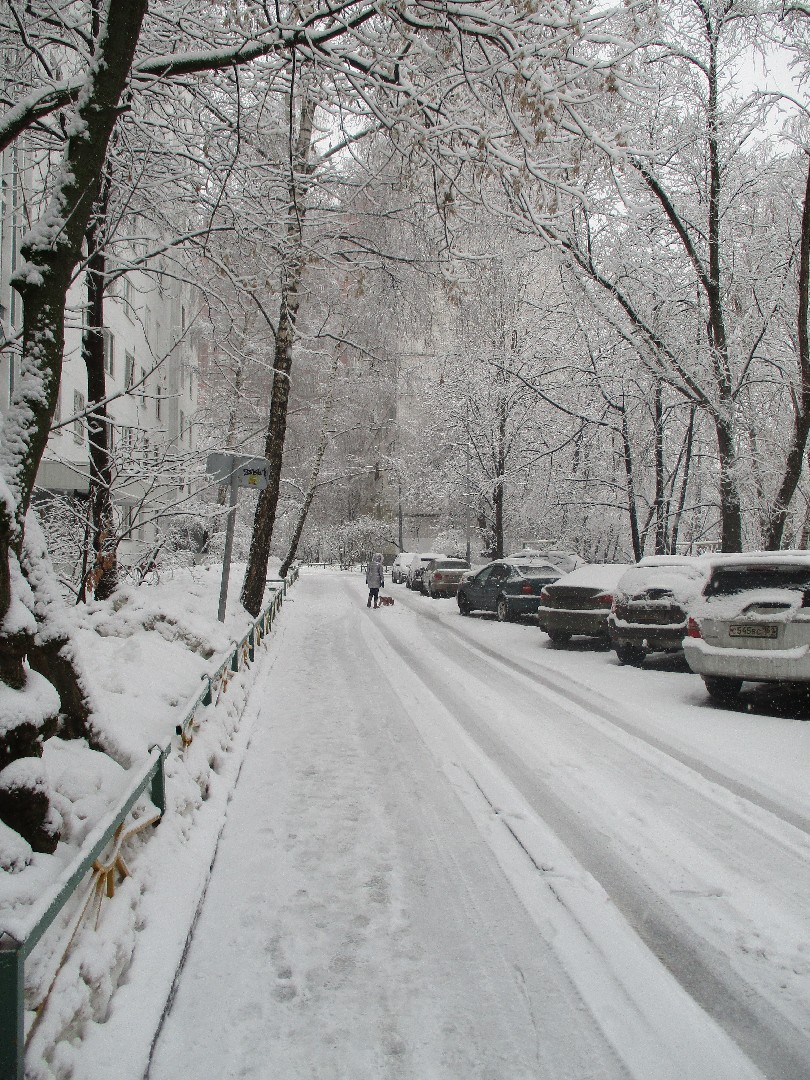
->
[145,573,628,1080]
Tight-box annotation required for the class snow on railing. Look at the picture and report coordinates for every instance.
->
[0,569,299,1080]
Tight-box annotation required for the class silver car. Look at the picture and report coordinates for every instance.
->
[406,552,445,590]
[684,552,810,702]
[422,558,470,597]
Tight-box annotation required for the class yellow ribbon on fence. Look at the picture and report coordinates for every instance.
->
[26,811,161,1048]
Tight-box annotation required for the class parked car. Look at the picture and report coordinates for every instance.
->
[407,552,444,590]
[537,563,631,644]
[422,558,471,597]
[683,551,810,703]
[457,559,563,620]
[391,552,417,584]
[609,555,713,665]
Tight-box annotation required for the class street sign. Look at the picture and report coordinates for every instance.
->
[206,452,270,490]
[205,452,272,621]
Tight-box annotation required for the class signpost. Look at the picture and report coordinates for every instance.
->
[206,453,271,622]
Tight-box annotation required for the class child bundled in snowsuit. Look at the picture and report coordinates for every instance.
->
[365,553,384,608]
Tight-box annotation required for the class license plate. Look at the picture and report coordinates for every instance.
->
[728,623,778,639]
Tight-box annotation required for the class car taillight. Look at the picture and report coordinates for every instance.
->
[687,617,702,639]
[435,573,443,581]
[594,593,613,607]
[611,598,618,614]
[521,582,534,594]
[540,588,551,602]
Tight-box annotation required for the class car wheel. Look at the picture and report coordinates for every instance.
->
[458,594,471,616]
[547,629,571,645]
[616,643,645,666]
[703,675,742,703]
[496,597,512,622]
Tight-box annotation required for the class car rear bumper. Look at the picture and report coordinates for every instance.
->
[683,637,810,681]
[538,607,609,637]
[608,616,686,652]
[507,595,544,617]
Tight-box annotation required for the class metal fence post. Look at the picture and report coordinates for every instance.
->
[230,646,239,673]
[149,748,166,817]
[0,935,24,1080]
[248,626,255,663]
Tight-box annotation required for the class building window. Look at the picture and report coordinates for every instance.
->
[139,367,147,398]
[125,352,135,390]
[155,384,162,420]
[179,410,185,443]
[181,304,186,332]
[108,421,115,451]
[73,390,85,445]
[122,275,133,319]
[103,328,114,378]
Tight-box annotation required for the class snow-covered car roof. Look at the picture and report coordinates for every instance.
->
[551,564,632,590]
[508,549,584,572]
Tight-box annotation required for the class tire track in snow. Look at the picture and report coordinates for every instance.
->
[366,582,810,1080]
[399,588,810,840]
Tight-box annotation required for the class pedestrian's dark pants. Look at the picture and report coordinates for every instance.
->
[367,588,379,607]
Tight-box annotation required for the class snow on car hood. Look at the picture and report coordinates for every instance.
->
[616,564,708,605]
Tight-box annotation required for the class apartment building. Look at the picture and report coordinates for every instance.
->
[1,142,200,566]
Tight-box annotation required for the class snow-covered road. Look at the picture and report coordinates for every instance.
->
[146,570,810,1080]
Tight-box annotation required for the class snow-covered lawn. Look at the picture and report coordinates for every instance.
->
[9,567,810,1079]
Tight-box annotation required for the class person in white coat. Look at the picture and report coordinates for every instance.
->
[365,552,384,608]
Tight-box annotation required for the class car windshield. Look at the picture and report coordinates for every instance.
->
[705,563,810,597]
[514,564,560,575]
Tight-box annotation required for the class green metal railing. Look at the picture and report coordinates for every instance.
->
[0,571,298,1080]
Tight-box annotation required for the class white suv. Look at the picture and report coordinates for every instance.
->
[684,551,810,703]
[391,552,417,584]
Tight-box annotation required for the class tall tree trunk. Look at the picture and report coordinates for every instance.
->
[631,10,743,552]
[764,157,810,550]
[654,382,666,555]
[0,1,147,844]
[81,168,119,601]
[620,404,642,561]
[1,0,148,672]
[668,406,695,553]
[492,389,507,560]
[279,352,339,577]
[241,94,317,615]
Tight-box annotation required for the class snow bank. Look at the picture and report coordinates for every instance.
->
[0,560,287,1080]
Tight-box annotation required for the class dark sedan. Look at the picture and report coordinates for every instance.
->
[537,564,631,644]
[609,555,713,665]
[457,560,563,621]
